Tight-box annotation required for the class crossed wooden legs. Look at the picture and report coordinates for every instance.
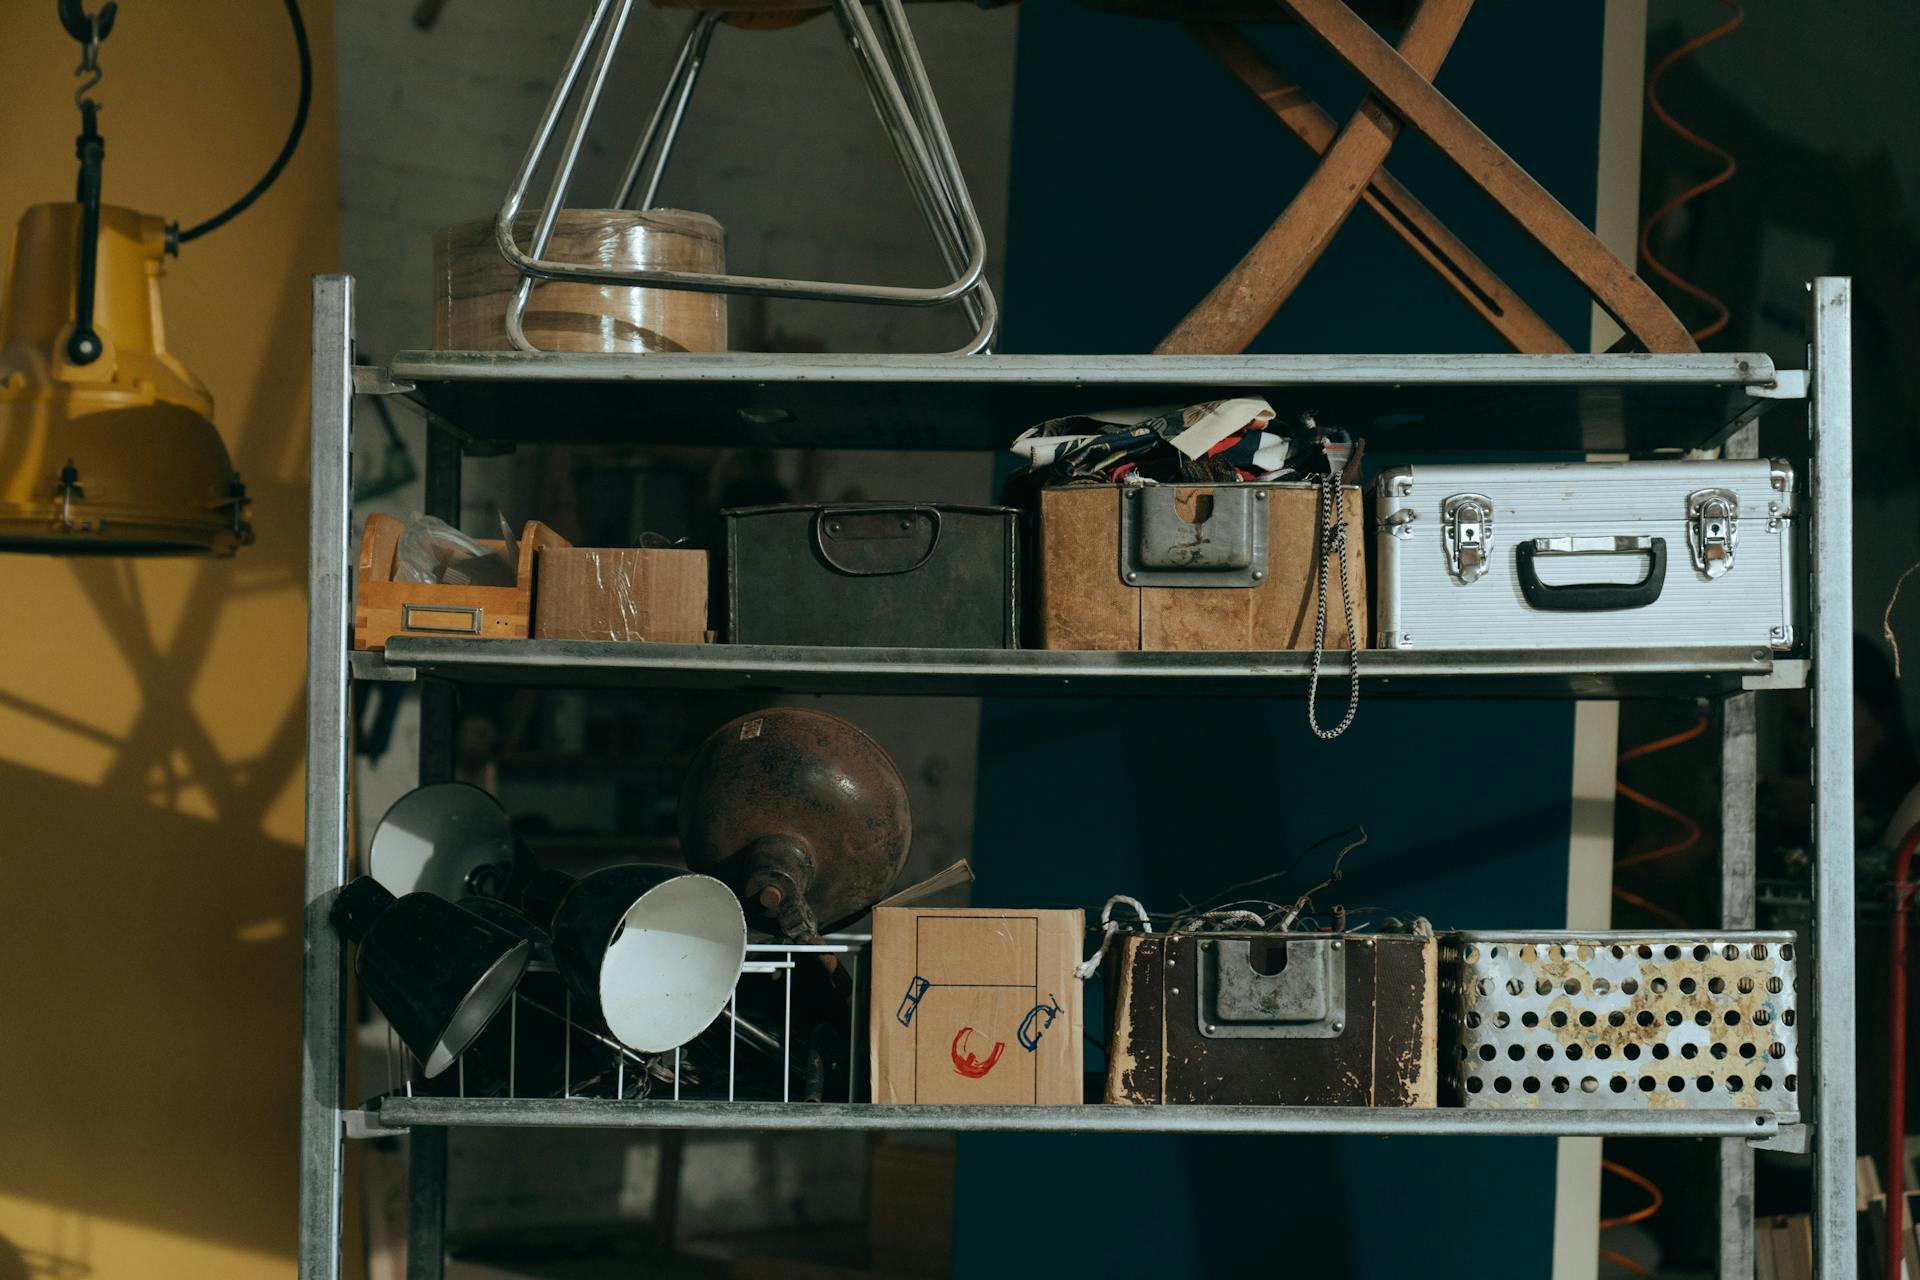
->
[1156,0,1696,355]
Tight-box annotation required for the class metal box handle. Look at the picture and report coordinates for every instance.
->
[1516,536,1667,612]
[813,506,943,577]
[1119,485,1270,588]
[1197,936,1347,1039]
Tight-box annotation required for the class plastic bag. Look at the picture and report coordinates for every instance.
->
[392,514,515,587]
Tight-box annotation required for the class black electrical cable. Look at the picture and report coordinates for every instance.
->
[171,0,310,247]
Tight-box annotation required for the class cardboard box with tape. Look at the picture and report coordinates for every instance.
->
[869,907,1084,1105]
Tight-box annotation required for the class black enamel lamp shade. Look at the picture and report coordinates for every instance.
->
[332,876,532,1078]
[367,782,536,903]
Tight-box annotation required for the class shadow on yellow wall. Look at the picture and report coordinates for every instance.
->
[0,2,338,1275]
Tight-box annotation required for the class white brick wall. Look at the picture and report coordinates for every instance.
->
[334,0,1017,358]
[333,4,1016,1257]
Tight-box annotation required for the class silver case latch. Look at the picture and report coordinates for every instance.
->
[1441,493,1493,584]
[1687,488,1739,579]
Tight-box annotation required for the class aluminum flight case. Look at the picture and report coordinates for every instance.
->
[1373,459,1795,651]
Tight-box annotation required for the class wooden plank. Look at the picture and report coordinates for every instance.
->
[1179,21,1570,354]
[1278,0,1699,353]
[1779,1213,1813,1280]
[1158,0,1475,355]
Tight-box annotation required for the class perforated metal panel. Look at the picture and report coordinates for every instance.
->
[1441,932,1799,1110]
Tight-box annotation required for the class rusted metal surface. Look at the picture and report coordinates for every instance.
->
[1443,932,1799,1111]
[1107,930,1437,1106]
[680,708,911,940]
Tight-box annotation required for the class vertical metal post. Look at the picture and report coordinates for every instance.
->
[611,12,720,212]
[504,0,635,352]
[405,410,464,1280]
[418,422,462,788]
[1718,691,1758,1280]
[300,275,354,1280]
[406,1127,448,1280]
[655,1133,687,1250]
[1809,276,1857,1277]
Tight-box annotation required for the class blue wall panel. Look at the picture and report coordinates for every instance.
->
[960,4,1608,1276]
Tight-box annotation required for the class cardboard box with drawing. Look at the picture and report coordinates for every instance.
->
[870,908,1085,1105]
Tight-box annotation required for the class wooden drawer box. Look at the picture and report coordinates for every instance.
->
[1036,482,1366,651]
[354,513,566,651]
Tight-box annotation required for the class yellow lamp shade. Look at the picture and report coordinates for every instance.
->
[0,202,252,555]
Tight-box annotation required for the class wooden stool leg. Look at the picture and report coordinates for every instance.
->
[1156,0,1473,355]
[1280,0,1698,352]
[1182,22,1569,354]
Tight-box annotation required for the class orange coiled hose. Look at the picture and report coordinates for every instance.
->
[1599,1158,1667,1276]
[1638,0,1746,342]
[1600,713,1708,1270]
[1612,715,1708,927]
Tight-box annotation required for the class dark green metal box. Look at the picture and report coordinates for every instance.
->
[723,503,1019,648]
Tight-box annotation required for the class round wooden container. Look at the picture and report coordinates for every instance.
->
[434,209,727,353]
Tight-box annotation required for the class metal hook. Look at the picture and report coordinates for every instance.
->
[73,31,102,108]
[59,0,117,106]
[58,0,117,43]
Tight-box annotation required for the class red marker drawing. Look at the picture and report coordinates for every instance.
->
[950,1026,1005,1079]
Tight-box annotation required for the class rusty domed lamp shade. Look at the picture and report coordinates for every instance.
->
[678,708,912,942]
[0,0,311,555]
[368,782,538,904]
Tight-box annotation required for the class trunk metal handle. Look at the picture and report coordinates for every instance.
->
[1516,536,1667,612]
[812,505,942,577]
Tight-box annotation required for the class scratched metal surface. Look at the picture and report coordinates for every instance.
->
[1442,931,1799,1111]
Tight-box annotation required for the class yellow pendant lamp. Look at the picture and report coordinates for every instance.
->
[0,0,310,556]
[0,203,250,554]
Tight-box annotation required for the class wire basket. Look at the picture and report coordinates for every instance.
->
[378,937,867,1106]
[1440,931,1799,1111]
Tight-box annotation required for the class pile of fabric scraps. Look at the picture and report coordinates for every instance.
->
[1007,397,1355,488]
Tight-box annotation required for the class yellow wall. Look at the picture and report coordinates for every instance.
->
[0,2,338,1275]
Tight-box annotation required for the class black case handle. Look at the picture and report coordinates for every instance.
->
[813,506,943,577]
[1516,537,1667,612]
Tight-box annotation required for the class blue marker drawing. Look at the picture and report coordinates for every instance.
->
[1018,993,1064,1052]
[896,975,932,1028]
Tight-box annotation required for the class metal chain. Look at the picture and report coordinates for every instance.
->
[1306,471,1360,739]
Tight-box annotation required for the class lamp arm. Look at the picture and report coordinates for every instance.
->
[66,99,105,366]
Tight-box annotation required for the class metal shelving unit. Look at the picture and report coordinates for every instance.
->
[368,1097,1795,1139]
[302,275,1856,1278]
[353,639,1800,699]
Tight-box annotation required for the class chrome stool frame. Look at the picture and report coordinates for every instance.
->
[495,0,997,354]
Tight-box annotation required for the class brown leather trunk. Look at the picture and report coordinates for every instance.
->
[1106,930,1437,1107]
[1035,482,1366,650]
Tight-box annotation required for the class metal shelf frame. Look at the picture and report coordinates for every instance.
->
[301,275,1855,1279]
[367,1097,1797,1140]
[353,638,1800,699]
[368,347,1793,454]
